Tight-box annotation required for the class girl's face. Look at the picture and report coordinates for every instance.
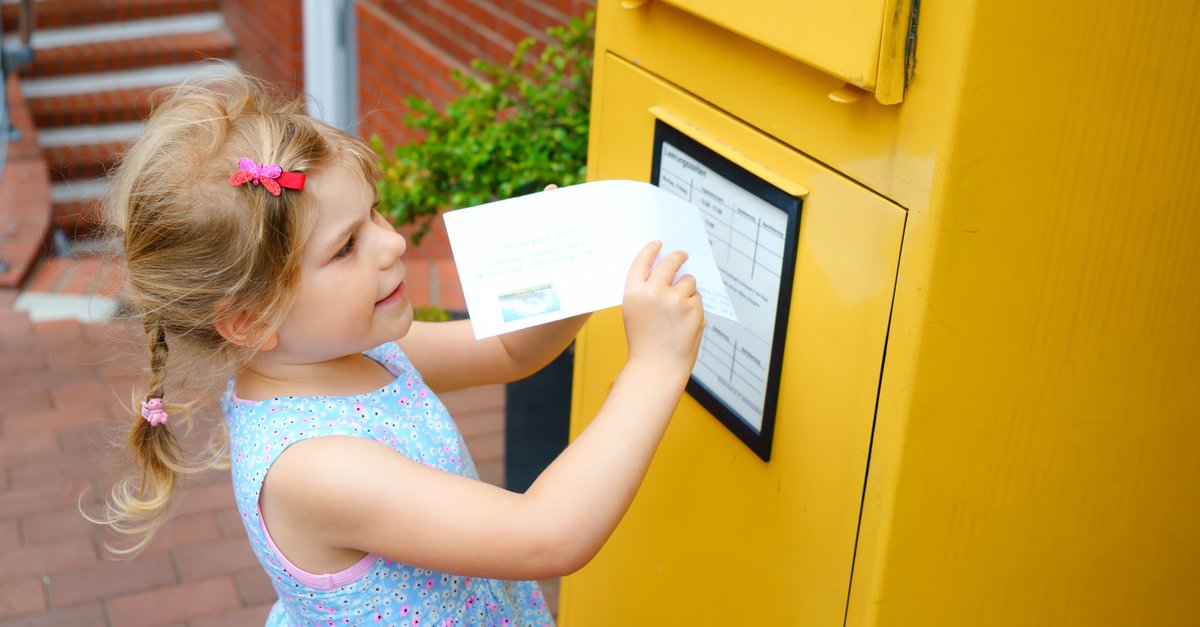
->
[271,162,412,364]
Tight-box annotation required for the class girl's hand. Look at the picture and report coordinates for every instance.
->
[622,241,705,380]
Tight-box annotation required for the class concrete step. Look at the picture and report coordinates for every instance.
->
[30,86,157,128]
[12,287,121,323]
[39,125,141,232]
[20,253,121,295]
[51,198,103,239]
[19,62,224,99]
[1,0,219,34]
[14,251,122,325]
[49,177,108,238]
[50,177,108,205]
[44,140,126,182]
[23,27,234,79]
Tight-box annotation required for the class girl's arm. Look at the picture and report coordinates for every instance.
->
[261,241,703,580]
[396,313,590,393]
[396,183,586,393]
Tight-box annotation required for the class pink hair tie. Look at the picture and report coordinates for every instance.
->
[141,398,169,427]
[228,157,306,196]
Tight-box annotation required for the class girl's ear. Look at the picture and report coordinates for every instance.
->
[214,304,279,351]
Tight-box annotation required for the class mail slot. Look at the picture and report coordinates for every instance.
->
[611,0,913,101]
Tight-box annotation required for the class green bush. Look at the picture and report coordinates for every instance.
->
[373,12,595,244]
[412,304,452,322]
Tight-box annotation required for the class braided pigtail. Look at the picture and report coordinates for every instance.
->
[90,322,215,557]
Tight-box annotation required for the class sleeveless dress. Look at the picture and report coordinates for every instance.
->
[222,342,554,627]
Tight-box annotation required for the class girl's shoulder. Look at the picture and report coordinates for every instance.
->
[364,341,419,379]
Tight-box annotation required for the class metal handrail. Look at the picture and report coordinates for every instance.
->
[2,0,36,118]
[1,0,36,273]
[3,0,36,73]
[15,0,35,47]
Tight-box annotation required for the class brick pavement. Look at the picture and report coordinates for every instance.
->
[0,291,556,626]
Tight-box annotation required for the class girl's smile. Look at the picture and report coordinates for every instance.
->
[376,281,406,308]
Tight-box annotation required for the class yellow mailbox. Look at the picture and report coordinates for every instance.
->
[563,1,1200,625]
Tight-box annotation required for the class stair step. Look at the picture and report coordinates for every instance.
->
[51,177,108,204]
[39,128,136,236]
[21,240,123,289]
[30,86,157,128]
[38,119,143,147]
[20,62,228,99]
[23,28,234,78]
[12,289,120,323]
[52,198,104,240]
[44,140,126,182]
[12,11,223,49]
[2,0,219,33]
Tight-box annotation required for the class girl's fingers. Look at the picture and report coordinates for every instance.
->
[649,250,689,285]
[628,241,664,283]
[674,274,698,295]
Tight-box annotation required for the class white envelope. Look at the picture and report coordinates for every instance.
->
[443,180,736,339]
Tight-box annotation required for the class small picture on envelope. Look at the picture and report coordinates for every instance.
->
[499,284,562,322]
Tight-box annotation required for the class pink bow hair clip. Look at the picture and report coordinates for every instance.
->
[228,157,306,196]
[141,397,169,427]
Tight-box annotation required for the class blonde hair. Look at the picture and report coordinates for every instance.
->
[93,67,379,556]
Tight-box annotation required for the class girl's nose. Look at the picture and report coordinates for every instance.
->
[393,229,407,257]
[380,228,407,268]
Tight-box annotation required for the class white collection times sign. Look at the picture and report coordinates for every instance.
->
[652,121,802,461]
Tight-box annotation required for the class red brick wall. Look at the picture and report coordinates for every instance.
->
[223,0,306,93]
[222,0,593,146]
[357,0,596,148]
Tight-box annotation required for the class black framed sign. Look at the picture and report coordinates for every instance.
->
[650,119,803,461]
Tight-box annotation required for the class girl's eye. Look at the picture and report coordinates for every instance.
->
[334,235,356,260]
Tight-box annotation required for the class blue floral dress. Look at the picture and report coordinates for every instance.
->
[223,342,554,627]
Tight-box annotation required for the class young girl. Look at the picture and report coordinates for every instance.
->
[97,70,704,626]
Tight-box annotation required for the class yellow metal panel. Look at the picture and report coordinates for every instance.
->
[624,0,891,90]
[847,2,1200,626]
[562,54,905,626]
